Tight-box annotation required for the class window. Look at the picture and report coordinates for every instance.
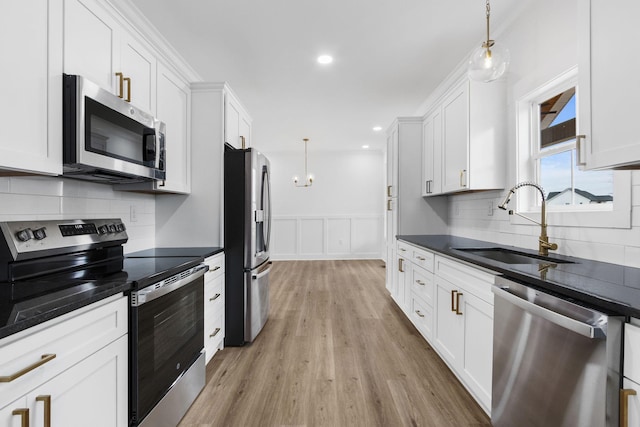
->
[515,67,630,229]
[535,87,614,209]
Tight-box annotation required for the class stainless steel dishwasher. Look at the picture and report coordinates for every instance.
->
[491,276,623,427]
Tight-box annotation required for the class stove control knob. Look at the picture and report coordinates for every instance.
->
[16,228,33,242]
[107,223,117,233]
[98,225,108,235]
[33,227,47,240]
[115,223,126,232]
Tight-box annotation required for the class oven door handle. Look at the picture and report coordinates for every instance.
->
[131,263,208,307]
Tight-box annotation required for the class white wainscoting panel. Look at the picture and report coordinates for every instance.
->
[272,215,383,260]
[328,218,351,254]
[272,218,297,257]
[300,218,325,255]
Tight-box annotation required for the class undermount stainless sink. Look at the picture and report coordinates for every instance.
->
[453,247,575,265]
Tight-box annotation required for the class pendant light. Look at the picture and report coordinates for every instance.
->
[468,0,510,82]
[293,138,313,187]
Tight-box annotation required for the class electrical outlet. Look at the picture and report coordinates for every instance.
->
[488,201,494,216]
[130,205,138,222]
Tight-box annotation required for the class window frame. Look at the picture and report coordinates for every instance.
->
[514,66,631,229]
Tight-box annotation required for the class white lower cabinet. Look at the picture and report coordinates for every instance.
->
[623,322,640,427]
[204,252,225,363]
[391,239,495,416]
[0,295,128,427]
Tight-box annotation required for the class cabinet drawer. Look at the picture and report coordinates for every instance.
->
[411,247,434,272]
[0,295,127,409]
[409,295,433,340]
[397,241,412,257]
[204,311,224,362]
[435,255,495,304]
[205,274,224,317]
[625,322,640,383]
[205,253,224,280]
[411,265,434,306]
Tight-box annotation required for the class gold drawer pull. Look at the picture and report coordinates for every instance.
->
[451,290,457,312]
[210,328,221,338]
[398,248,407,252]
[0,354,56,383]
[210,293,221,301]
[36,395,51,427]
[387,185,393,197]
[387,200,392,211]
[415,280,425,286]
[416,256,426,261]
[208,265,221,272]
[398,258,404,273]
[415,310,425,318]
[12,408,29,427]
[621,388,637,427]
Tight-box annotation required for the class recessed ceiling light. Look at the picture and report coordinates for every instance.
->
[373,126,382,132]
[317,55,333,65]
[362,145,370,149]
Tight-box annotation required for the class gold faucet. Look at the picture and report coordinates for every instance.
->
[498,182,558,256]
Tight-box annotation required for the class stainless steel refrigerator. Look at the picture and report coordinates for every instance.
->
[224,144,272,346]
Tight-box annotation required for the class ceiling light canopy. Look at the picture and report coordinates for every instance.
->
[362,145,370,149]
[372,126,382,132]
[468,0,510,82]
[317,55,333,65]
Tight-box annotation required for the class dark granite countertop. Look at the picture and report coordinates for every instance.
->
[126,246,223,258]
[398,234,640,318]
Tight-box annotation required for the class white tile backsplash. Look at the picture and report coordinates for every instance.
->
[448,174,640,267]
[0,176,155,252]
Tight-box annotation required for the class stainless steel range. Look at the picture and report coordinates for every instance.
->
[0,219,207,427]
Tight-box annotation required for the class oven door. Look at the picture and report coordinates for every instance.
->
[129,264,206,424]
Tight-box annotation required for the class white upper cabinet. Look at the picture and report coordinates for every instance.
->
[0,0,62,175]
[424,77,506,195]
[64,0,157,114]
[422,109,442,196]
[578,0,640,169]
[154,64,191,194]
[387,126,399,198]
[225,90,252,149]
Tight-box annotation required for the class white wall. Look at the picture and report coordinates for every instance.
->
[0,176,155,253]
[265,149,384,260]
[418,0,640,267]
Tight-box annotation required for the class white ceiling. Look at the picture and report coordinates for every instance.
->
[129,0,530,152]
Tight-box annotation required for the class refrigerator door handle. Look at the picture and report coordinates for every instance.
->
[252,261,273,279]
[262,167,271,251]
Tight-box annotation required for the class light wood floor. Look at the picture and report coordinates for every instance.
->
[179,260,491,427]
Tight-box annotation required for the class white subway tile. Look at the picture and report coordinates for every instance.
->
[625,246,640,269]
[0,178,10,193]
[9,176,63,197]
[0,194,60,216]
[61,197,111,215]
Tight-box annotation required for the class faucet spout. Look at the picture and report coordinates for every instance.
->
[499,181,558,256]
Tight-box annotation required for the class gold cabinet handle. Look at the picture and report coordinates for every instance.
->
[416,256,426,261]
[210,293,221,301]
[415,310,425,318]
[387,185,393,197]
[455,292,463,315]
[115,72,124,98]
[576,134,587,167]
[621,388,637,427]
[451,290,456,312]
[398,247,407,252]
[0,354,56,382]
[12,408,29,427]
[36,395,51,427]
[398,258,404,273]
[387,200,392,211]
[123,77,131,102]
[210,327,221,338]
[240,135,246,149]
[211,265,221,271]
[415,280,425,286]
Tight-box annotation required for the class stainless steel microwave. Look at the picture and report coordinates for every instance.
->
[63,74,165,183]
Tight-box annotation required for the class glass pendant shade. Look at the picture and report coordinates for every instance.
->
[468,42,510,82]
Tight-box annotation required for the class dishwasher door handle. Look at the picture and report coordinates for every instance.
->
[492,285,605,339]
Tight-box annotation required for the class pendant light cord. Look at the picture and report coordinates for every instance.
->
[485,0,491,45]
